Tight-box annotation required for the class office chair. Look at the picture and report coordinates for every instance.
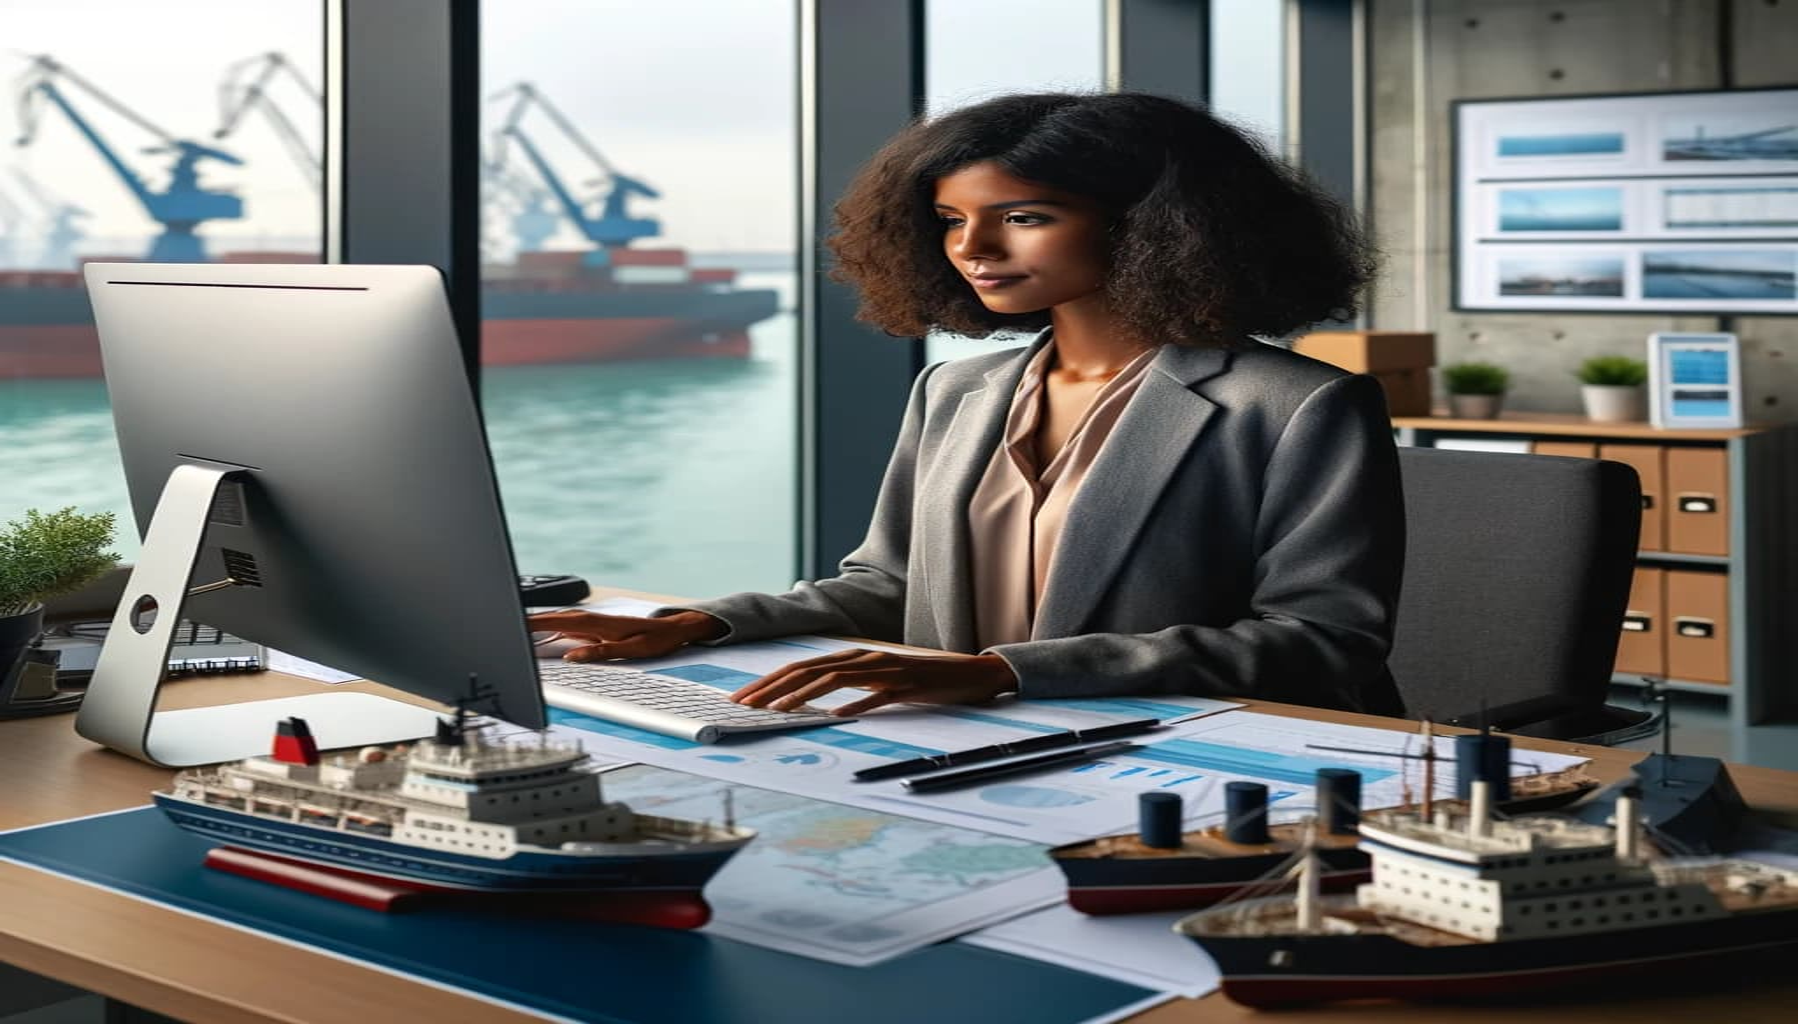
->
[1388,447,1660,745]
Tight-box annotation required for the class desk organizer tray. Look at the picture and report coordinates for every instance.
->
[0,807,1156,1024]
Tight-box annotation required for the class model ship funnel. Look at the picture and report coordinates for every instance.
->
[1140,792,1183,848]
[1455,730,1512,801]
[1316,768,1361,834]
[1224,782,1269,844]
[271,717,319,765]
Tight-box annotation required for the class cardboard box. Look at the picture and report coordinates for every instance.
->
[1665,447,1729,556]
[1598,444,1665,552]
[1615,566,1665,678]
[1292,331,1436,416]
[1665,569,1729,684]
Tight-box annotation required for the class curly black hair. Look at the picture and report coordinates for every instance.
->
[827,92,1377,347]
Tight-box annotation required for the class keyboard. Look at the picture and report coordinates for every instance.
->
[538,661,844,743]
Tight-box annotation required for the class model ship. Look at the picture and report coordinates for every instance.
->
[153,709,754,928]
[1050,727,1599,915]
[1175,779,1798,1006]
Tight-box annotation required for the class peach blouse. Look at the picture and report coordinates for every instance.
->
[966,341,1161,649]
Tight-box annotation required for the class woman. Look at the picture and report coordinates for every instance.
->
[530,92,1405,718]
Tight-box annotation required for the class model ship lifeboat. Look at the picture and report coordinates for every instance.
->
[153,714,754,929]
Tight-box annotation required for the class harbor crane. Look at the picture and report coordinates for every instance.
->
[11,167,90,269]
[214,52,321,192]
[488,82,659,249]
[14,54,243,262]
[482,148,560,253]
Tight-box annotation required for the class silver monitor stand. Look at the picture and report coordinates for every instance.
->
[76,463,442,767]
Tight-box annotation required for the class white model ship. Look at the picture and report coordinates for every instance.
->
[1177,779,1798,1006]
[154,711,753,925]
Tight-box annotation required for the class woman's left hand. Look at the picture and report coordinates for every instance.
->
[729,650,1018,717]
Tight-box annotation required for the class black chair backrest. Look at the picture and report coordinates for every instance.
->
[1389,447,1642,737]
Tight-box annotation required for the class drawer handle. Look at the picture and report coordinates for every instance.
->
[1677,493,1718,514]
[1640,495,1654,511]
[1622,613,1652,633]
[1675,617,1715,639]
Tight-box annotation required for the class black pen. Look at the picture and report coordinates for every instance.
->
[900,740,1142,794]
[852,717,1162,782]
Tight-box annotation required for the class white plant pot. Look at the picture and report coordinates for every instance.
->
[1581,384,1646,423]
[1448,393,1504,419]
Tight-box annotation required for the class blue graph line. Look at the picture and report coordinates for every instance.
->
[790,727,942,760]
[924,707,1063,734]
[1130,740,1396,786]
[1034,697,1216,720]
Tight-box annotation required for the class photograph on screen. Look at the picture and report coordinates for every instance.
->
[1493,128,1626,161]
[1496,186,1625,232]
[1641,248,1798,300]
[1663,183,1798,231]
[1496,254,1626,297]
[1661,114,1798,164]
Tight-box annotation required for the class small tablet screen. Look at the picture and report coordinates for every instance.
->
[1667,347,1734,418]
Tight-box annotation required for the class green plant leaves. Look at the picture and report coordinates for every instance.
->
[0,507,119,616]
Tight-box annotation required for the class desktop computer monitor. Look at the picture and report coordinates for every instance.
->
[75,262,546,766]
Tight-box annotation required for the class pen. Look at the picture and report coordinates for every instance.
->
[899,739,1142,794]
[851,717,1162,782]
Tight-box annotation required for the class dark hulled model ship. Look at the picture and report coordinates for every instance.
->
[1175,778,1798,1006]
[1049,728,1598,915]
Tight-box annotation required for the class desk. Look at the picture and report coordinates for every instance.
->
[6,671,1798,1023]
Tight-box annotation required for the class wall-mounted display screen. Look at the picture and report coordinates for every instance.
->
[1455,88,1798,315]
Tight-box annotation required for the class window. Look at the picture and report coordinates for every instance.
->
[481,0,799,597]
[1209,0,1285,150]
[0,0,323,552]
[921,0,1104,367]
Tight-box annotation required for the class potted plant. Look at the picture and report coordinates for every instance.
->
[1441,361,1509,419]
[1,507,119,695]
[1575,355,1648,423]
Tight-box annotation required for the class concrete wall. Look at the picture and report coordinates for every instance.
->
[1366,0,1798,419]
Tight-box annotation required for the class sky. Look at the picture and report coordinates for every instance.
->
[0,0,1281,266]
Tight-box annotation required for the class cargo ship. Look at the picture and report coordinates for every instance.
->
[153,712,755,929]
[1175,780,1798,1006]
[0,247,779,379]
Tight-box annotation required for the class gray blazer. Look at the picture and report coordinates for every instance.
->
[681,333,1406,715]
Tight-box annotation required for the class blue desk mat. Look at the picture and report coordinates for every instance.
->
[0,808,1155,1024]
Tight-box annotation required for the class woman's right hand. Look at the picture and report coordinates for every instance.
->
[526,609,727,662]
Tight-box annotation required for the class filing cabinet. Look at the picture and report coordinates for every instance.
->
[1398,413,1798,756]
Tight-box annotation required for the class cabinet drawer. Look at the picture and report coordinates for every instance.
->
[1615,567,1664,678]
[1597,444,1664,552]
[1665,447,1729,556]
[1665,569,1729,685]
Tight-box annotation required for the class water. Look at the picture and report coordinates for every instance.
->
[0,271,801,601]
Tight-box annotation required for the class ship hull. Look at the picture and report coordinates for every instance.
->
[1186,907,1798,1007]
[0,281,778,379]
[154,792,747,895]
[1054,846,1369,915]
